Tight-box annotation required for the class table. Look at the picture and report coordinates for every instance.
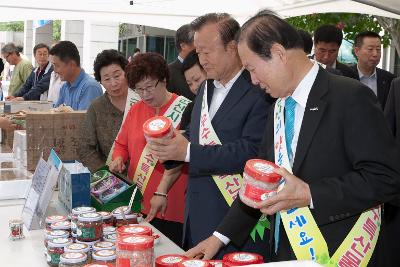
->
[0,194,184,266]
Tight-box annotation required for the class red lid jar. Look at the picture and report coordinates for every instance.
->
[177,259,211,267]
[116,235,154,267]
[45,215,68,231]
[143,116,173,139]
[117,225,152,237]
[222,252,264,266]
[156,254,187,267]
[207,260,222,267]
[239,159,282,208]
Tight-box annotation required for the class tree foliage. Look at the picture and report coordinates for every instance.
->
[53,20,61,41]
[0,21,24,32]
[286,13,391,47]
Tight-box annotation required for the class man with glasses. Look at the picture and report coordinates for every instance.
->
[313,25,358,80]
[1,42,33,97]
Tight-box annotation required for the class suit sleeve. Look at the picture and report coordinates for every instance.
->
[384,79,398,137]
[310,85,400,225]
[189,96,269,176]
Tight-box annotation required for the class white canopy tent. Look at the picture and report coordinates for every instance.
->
[0,0,399,30]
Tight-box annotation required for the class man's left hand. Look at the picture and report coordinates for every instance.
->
[254,167,312,215]
[147,129,188,161]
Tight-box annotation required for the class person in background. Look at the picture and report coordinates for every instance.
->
[109,52,189,246]
[351,31,396,110]
[182,49,207,96]
[313,25,359,80]
[7,43,53,101]
[297,29,313,56]
[1,42,33,96]
[78,49,134,172]
[51,41,102,110]
[168,24,196,101]
[128,48,141,62]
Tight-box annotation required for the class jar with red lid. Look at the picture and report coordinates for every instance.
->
[45,215,68,231]
[77,212,103,242]
[207,260,222,267]
[93,241,116,252]
[59,252,88,267]
[93,249,116,266]
[177,259,211,267]
[98,211,113,227]
[71,207,96,235]
[117,225,152,237]
[44,230,70,250]
[143,116,173,141]
[47,237,73,266]
[116,235,154,267]
[239,159,282,208]
[112,206,138,227]
[222,252,264,266]
[156,254,187,267]
[65,243,91,263]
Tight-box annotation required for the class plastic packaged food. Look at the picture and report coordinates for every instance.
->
[116,235,154,267]
[77,212,103,242]
[59,252,88,267]
[239,159,281,208]
[143,116,173,141]
[47,237,73,266]
[44,230,70,249]
[100,182,129,203]
[45,215,68,231]
[91,175,120,196]
[92,249,117,265]
[65,243,91,262]
[9,219,24,240]
[71,207,96,236]
[222,252,264,266]
[156,254,187,267]
[93,241,116,251]
[98,212,114,227]
[117,225,152,237]
[177,259,211,267]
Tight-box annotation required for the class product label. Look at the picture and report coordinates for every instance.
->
[181,260,206,267]
[64,252,84,259]
[232,253,256,262]
[253,162,274,174]
[148,119,166,131]
[96,249,115,257]
[48,215,66,221]
[123,236,146,243]
[161,256,183,263]
[81,212,101,219]
[48,252,61,265]
[124,226,146,234]
[94,241,113,249]
[68,243,87,250]
[78,227,96,239]
[244,184,275,202]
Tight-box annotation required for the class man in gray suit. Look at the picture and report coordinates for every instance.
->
[168,24,196,100]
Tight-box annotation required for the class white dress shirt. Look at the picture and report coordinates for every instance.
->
[184,69,243,162]
[357,65,378,96]
[213,62,320,245]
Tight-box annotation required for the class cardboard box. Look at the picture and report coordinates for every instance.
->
[25,111,87,170]
[2,101,53,113]
[1,128,15,148]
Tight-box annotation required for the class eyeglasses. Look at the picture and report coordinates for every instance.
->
[134,80,159,94]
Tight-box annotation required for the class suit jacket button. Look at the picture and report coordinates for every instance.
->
[329,216,334,221]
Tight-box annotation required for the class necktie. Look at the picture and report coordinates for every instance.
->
[275,96,296,253]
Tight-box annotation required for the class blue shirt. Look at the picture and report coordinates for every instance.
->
[55,69,103,110]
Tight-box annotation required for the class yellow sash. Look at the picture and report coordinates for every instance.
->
[274,98,381,266]
[199,83,242,206]
[133,95,191,194]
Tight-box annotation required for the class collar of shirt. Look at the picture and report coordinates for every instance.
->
[290,62,319,109]
[178,55,184,63]
[68,69,86,88]
[330,61,337,69]
[213,68,244,92]
[357,64,377,79]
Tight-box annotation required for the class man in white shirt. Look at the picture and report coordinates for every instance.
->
[147,13,271,259]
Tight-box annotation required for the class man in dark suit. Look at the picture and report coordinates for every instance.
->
[385,77,400,143]
[147,13,271,259]
[313,25,359,80]
[351,31,396,110]
[186,10,400,266]
[167,24,196,101]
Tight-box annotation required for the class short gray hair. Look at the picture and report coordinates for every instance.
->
[1,43,19,56]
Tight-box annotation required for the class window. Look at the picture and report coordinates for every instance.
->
[146,36,165,56]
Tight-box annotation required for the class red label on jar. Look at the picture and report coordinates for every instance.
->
[244,183,276,202]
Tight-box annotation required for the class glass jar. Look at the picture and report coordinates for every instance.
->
[77,212,103,242]
[156,254,187,267]
[239,159,282,208]
[104,233,117,242]
[116,235,154,267]
[112,206,138,227]
[98,211,113,227]
[207,260,222,267]
[71,207,96,236]
[117,225,152,237]
[65,243,91,263]
[93,241,116,252]
[143,116,173,141]
[50,220,71,236]
[92,249,116,265]
[177,260,211,267]
[45,215,68,231]
[59,252,88,267]
[103,226,116,240]
[44,230,69,250]
[47,237,72,266]
[222,252,264,266]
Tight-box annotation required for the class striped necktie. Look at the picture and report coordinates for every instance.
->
[275,96,296,253]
